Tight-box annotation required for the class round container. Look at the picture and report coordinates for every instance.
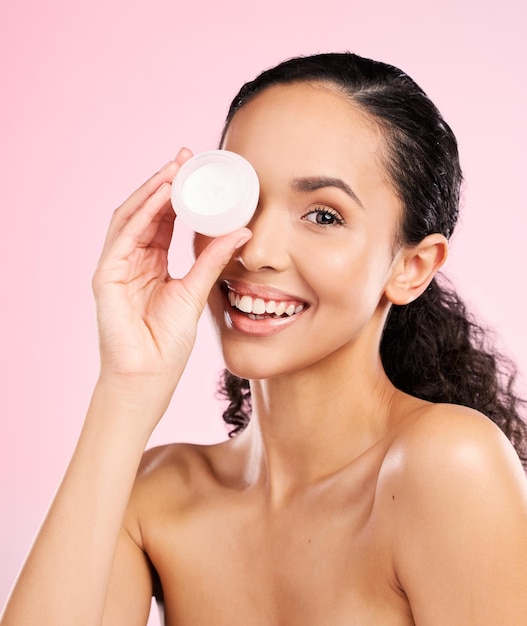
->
[171,150,260,236]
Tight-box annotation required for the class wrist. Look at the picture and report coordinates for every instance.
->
[89,372,177,438]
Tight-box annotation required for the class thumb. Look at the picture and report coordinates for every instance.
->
[181,228,252,312]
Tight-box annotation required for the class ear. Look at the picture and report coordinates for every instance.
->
[385,234,448,305]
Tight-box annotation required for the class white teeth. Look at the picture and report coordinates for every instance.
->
[253,298,266,315]
[274,301,287,316]
[265,300,277,314]
[238,295,253,313]
[226,289,305,318]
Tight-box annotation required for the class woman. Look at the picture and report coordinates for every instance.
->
[2,52,527,625]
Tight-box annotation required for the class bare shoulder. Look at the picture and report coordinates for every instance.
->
[384,401,526,490]
[378,401,527,624]
[136,442,209,484]
[133,439,235,495]
[123,440,235,538]
[379,401,527,521]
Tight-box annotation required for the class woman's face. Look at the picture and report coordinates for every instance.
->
[194,82,404,381]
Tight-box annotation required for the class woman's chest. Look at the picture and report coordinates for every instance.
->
[144,479,413,626]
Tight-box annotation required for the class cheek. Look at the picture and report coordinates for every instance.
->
[302,238,393,310]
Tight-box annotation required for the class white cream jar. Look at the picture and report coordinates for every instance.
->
[171,150,259,236]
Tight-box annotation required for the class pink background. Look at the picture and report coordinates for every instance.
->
[1,0,525,621]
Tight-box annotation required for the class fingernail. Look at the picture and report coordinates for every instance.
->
[234,232,252,249]
[175,147,192,162]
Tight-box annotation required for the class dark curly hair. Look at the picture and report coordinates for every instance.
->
[217,52,527,468]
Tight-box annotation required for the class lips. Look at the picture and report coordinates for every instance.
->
[220,281,308,333]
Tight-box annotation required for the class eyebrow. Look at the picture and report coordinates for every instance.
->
[291,176,364,208]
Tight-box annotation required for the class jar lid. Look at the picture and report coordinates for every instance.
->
[171,150,260,236]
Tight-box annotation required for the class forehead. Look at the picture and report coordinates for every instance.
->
[222,82,390,195]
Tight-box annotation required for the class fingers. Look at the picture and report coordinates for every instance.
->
[181,229,252,311]
[175,147,193,166]
[148,197,176,252]
[104,184,174,264]
[102,148,193,252]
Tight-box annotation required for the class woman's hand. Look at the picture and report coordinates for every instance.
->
[0,149,254,626]
[92,148,251,397]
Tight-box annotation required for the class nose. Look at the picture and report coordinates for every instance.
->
[235,203,291,273]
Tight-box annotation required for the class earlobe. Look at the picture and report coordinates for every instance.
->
[385,234,449,305]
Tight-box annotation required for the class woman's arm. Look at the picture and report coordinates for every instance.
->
[391,405,527,625]
[0,152,251,625]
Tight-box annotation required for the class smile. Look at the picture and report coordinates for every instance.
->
[227,290,306,320]
[225,285,307,320]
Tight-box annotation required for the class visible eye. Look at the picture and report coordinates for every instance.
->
[301,206,346,227]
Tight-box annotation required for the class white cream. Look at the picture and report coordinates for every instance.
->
[171,150,260,236]
[182,162,245,216]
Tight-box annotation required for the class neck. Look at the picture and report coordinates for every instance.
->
[239,340,398,503]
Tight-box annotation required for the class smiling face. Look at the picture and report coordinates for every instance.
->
[195,82,406,381]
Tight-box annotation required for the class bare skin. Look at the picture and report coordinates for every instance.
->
[2,83,527,626]
[113,397,527,626]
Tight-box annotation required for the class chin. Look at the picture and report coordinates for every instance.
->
[221,351,282,382]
